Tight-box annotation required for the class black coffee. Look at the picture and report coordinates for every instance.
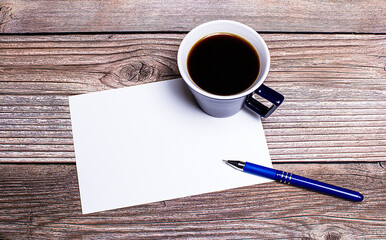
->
[187,33,260,96]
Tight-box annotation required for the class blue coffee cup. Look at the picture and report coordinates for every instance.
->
[178,20,284,118]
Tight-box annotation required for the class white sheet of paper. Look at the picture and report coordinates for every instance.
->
[69,78,272,214]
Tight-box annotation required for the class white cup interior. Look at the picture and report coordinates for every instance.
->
[178,20,270,100]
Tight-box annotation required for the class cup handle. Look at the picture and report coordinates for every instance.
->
[245,84,284,118]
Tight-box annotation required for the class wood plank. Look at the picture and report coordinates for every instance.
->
[0,0,385,33]
[0,33,385,163]
[0,163,384,239]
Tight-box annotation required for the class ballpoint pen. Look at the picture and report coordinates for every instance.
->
[223,160,364,202]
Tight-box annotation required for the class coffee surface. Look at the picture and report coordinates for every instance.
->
[187,33,260,96]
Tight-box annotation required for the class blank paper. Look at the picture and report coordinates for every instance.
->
[69,78,272,214]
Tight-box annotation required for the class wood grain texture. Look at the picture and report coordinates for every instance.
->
[0,0,385,34]
[0,33,385,163]
[0,163,384,239]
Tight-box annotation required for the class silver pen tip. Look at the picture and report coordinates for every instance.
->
[223,160,244,171]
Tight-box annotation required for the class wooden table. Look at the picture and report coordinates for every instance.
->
[1,1,385,239]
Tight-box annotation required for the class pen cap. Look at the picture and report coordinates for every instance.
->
[274,170,364,202]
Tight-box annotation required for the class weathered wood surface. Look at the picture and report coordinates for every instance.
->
[0,0,385,33]
[0,34,385,163]
[0,163,384,239]
[1,0,385,238]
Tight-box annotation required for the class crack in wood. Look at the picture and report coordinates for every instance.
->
[27,209,33,238]
[379,161,385,170]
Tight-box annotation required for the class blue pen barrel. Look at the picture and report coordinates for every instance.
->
[242,162,363,202]
[275,170,364,202]
[244,162,277,179]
